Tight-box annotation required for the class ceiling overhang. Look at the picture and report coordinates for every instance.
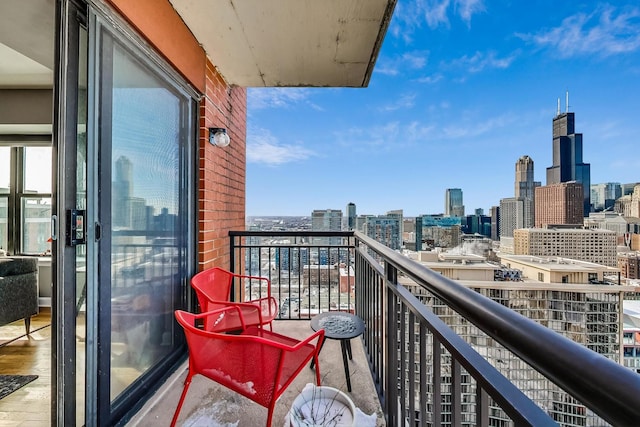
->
[169,0,397,87]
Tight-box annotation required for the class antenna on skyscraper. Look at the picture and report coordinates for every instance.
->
[556,97,560,116]
[566,90,569,113]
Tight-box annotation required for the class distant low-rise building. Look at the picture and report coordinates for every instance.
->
[500,254,619,285]
[412,250,497,281]
[584,211,628,236]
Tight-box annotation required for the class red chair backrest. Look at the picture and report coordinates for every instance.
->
[175,309,318,409]
[191,267,234,311]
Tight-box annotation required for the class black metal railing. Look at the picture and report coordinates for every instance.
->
[229,231,356,319]
[229,230,640,426]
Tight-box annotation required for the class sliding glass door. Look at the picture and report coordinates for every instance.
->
[87,7,195,423]
[55,3,196,423]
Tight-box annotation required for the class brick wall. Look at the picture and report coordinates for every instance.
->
[198,59,247,270]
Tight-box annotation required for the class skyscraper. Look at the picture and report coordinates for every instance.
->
[515,155,540,200]
[546,96,591,215]
[445,188,464,217]
[113,156,133,228]
[346,202,356,230]
[534,182,584,228]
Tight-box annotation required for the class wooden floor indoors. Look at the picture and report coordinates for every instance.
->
[0,308,51,427]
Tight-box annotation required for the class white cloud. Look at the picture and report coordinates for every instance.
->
[425,0,451,29]
[389,0,485,39]
[247,129,315,165]
[338,122,402,150]
[440,112,516,139]
[378,93,417,112]
[449,50,516,73]
[455,0,486,26]
[248,88,312,110]
[374,65,400,76]
[337,110,515,151]
[375,50,429,78]
[416,73,443,84]
[402,51,429,69]
[517,5,640,58]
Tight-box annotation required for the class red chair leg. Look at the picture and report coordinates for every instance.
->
[171,373,194,427]
[266,402,275,427]
[313,355,321,385]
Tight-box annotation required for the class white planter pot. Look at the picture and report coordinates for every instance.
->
[288,384,356,427]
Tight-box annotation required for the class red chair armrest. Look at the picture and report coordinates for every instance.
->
[232,273,272,296]
[290,328,325,351]
[202,301,264,330]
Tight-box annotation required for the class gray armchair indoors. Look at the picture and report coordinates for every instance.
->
[0,256,39,335]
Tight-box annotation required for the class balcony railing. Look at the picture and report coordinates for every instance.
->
[229,230,640,426]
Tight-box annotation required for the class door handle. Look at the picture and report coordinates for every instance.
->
[51,215,58,241]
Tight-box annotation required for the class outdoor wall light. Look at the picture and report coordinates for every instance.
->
[209,127,230,147]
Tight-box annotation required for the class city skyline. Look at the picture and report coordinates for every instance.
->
[246,1,640,217]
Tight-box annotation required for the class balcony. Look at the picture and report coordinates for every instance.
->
[129,231,640,426]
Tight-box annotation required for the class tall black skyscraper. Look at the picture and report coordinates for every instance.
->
[545,95,591,216]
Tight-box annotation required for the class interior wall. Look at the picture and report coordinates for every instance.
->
[0,89,52,125]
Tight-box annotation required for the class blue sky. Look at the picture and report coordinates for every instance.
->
[246,1,640,218]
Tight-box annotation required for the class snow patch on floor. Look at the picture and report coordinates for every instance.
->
[182,400,241,427]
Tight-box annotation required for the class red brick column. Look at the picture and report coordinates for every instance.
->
[198,59,247,270]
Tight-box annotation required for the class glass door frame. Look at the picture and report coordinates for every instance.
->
[52,0,88,426]
[54,1,198,424]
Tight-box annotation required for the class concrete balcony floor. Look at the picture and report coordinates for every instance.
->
[127,320,385,426]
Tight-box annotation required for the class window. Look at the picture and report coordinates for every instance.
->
[0,145,52,255]
[0,147,9,251]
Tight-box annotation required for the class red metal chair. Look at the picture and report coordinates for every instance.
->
[171,307,324,427]
[191,267,278,330]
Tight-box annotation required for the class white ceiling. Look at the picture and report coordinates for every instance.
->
[0,0,55,89]
[169,0,397,87]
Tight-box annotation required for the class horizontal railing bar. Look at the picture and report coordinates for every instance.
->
[355,231,640,426]
[230,230,354,238]
[232,245,351,249]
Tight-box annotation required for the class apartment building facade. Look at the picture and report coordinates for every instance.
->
[618,252,640,280]
[535,181,584,228]
[513,227,617,267]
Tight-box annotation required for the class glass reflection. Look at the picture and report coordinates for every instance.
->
[109,41,184,400]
